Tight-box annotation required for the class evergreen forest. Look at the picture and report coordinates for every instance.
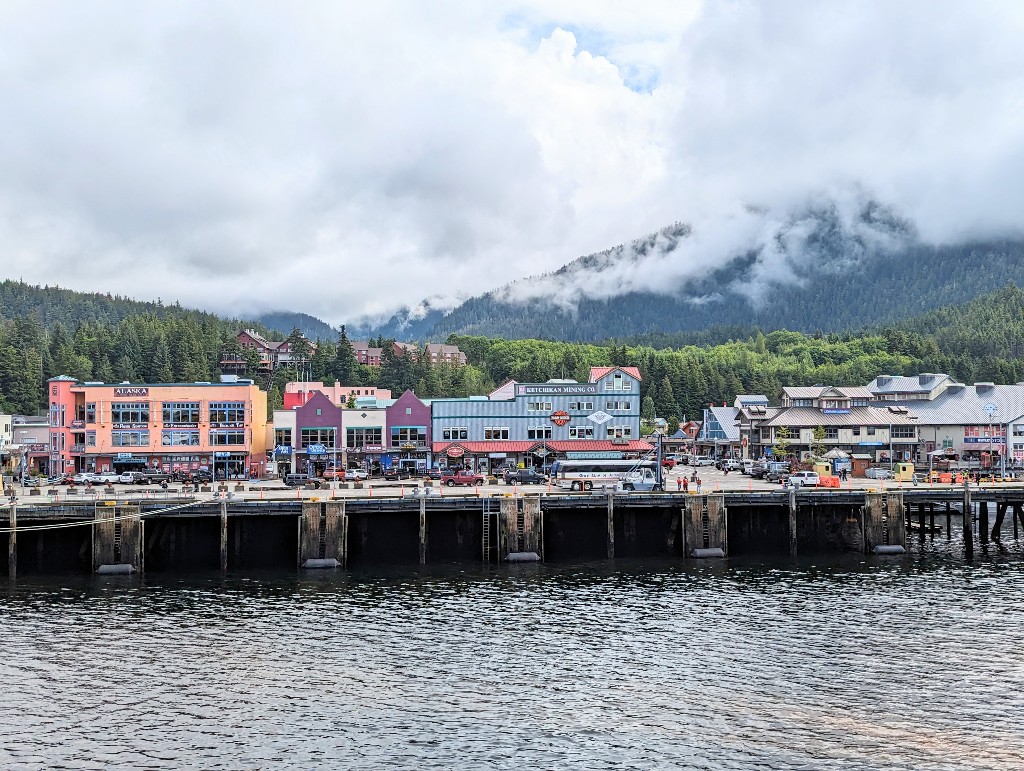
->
[2,281,1024,428]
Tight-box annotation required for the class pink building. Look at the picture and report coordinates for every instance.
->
[283,381,392,409]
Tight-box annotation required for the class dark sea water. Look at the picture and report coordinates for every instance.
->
[2,543,1024,769]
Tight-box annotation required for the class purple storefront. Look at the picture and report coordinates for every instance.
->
[294,392,343,475]
[385,390,432,472]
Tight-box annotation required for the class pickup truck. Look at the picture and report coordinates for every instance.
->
[442,470,485,487]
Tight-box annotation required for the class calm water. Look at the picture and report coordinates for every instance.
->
[2,546,1024,769]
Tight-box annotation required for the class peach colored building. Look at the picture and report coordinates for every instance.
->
[47,376,268,479]
[283,381,392,409]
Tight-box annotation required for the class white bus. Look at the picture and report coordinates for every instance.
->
[548,459,661,492]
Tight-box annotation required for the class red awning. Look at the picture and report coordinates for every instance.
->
[432,441,535,454]
[432,439,653,454]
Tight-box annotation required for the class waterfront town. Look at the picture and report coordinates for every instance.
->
[2,349,1021,484]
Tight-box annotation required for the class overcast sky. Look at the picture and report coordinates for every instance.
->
[2,1,1023,326]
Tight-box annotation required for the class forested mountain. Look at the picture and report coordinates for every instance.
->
[257,311,336,341]
[363,201,1024,342]
[4,269,1024,433]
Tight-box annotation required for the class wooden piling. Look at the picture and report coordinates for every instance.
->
[419,496,427,564]
[788,487,798,557]
[945,501,951,539]
[606,493,615,559]
[962,484,973,557]
[7,500,15,580]
[991,502,1005,542]
[979,501,989,544]
[219,499,228,571]
[1014,503,1020,540]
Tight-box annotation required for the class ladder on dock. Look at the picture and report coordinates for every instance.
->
[481,500,498,562]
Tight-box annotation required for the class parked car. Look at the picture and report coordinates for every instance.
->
[765,462,792,483]
[119,471,147,484]
[865,467,894,480]
[72,472,98,485]
[141,470,172,484]
[691,456,716,467]
[442,469,485,487]
[741,460,756,475]
[717,459,743,471]
[661,457,677,469]
[92,472,120,485]
[382,467,412,481]
[284,473,321,488]
[424,468,443,480]
[788,471,821,487]
[322,467,346,481]
[503,469,547,485]
[345,469,368,482]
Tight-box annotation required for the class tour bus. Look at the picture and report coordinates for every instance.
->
[548,459,661,492]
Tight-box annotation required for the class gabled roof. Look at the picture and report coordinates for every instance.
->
[867,373,952,394]
[706,406,740,441]
[783,385,873,400]
[589,366,642,382]
[763,406,919,427]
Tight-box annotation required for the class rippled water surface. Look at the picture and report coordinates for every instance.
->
[3,552,1024,770]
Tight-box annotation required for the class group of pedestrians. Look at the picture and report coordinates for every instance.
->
[676,474,702,493]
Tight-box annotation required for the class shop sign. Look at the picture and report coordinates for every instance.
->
[488,453,507,459]
[116,452,134,459]
[549,410,571,426]
[822,409,851,414]
[210,422,244,429]
[587,410,612,425]
[447,446,465,458]
[274,445,292,456]
[566,451,621,459]
[214,452,232,458]
[307,443,327,455]
[362,445,385,452]
[114,387,149,397]
[964,437,1005,444]
[70,420,85,429]
[113,423,148,430]
[165,423,199,429]
[516,384,597,396]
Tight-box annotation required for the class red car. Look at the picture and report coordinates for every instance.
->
[661,458,677,469]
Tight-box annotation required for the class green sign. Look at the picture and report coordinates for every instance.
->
[565,451,623,460]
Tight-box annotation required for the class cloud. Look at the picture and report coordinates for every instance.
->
[0,1,1022,325]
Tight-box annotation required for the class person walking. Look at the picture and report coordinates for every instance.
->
[677,477,683,492]
[682,477,689,493]
[695,477,702,494]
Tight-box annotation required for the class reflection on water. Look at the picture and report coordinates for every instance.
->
[2,550,1024,770]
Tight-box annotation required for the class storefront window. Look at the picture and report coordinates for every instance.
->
[347,427,382,448]
[391,427,427,446]
[209,430,246,445]
[111,402,150,423]
[209,402,246,424]
[441,427,468,441]
[112,431,150,447]
[527,427,552,440]
[162,402,201,424]
[162,430,201,446]
[300,428,336,448]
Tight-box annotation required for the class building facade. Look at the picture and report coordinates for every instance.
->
[431,367,650,473]
[283,381,392,410]
[47,376,269,479]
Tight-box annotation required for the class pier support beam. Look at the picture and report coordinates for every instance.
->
[419,496,427,564]
[219,500,228,571]
[979,501,989,544]
[962,484,973,558]
[7,499,15,580]
[863,491,905,554]
[991,502,1006,542]
[522,496,543,559]
[606,494,615,559]
[298,501,346,568]
[498,497,542,561]
[92,502,142,573]
[683,494,727,557]
[788,487,798,557]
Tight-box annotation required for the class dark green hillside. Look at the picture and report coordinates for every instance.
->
[429,241,1024,342]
